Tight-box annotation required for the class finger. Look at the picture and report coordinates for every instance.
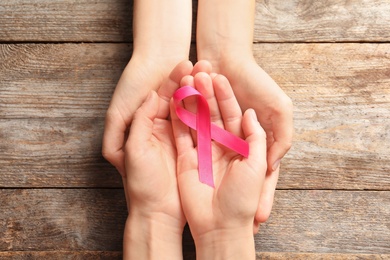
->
[181,75,196,114]
[170,99,194,156]
[194,72,224,127]
[102,106,127,177]
[157,60,193,118]
[192,60,213,75]
[242,109,267,178]
[180,75,195,88]
[255,167,280,223]
[127,91,159,147]
[267,112,293,172]
[213,74,243,136]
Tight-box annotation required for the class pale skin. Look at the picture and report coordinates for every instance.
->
[172,72,267,259]
[124,66,267,259]
[124,90,183,260]
[196,0,293,225]
[122,62,193,260]
[102,0,293,256]
[102,0,192,176]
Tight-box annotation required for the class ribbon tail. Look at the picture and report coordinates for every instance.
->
[197,95,214,188]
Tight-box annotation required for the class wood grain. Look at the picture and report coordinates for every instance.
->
[0,0,133,42]
[256,253,390,260]
[254,0,390,42]
[0,189,127,251]
[0,44,130,118]
[0,118,120,188]
[1,0,389,42]
[253,43,390,190]
[1,43,389,189]
[0,251,123,260]
[0,252,389,260]
[1,189,389,253]
[257,190,390,254]
[1,0,389,257]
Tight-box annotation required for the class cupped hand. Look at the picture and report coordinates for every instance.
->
[102,57,193,177]
[171,72,267,238]
[125,90,185,228]
[205,57,293,225]
[122,60,194,221]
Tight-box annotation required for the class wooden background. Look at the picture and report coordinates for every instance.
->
[1,0,389,259]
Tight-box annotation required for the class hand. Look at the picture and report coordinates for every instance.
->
[211,56,293,225]
[121,61,194,260]
[102,0,192,177]
[171,72,267,258]
[102,57,191,177]
[124,90,184,227]
[196,0,294,225]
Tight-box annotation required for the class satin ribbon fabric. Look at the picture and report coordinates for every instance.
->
[173,86,249,188]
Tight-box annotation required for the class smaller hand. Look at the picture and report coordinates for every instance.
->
[198,58,293,226]
[171,72,267,248]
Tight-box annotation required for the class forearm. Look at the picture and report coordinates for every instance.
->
[123,211,184,260]
[197,0,255,65]
[132,0,192,62]
[193,226,256,260]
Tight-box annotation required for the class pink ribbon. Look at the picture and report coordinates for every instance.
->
[173,86,249,188]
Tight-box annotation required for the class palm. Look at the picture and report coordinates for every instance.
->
[103,57,182,176]
[172,71,267,238]
[123,61,195,228]
[127,121,184,224]
[177,143,260,235]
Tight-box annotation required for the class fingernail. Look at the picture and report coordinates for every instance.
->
[272,159,281,171]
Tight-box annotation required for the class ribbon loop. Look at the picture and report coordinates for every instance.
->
[173,86,249,188]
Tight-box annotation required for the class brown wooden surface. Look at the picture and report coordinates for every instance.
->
[1,0,390,42]
[1,43,389,190]
[1,0,389,258]
[1,252,390,260]
[1,189,389,254]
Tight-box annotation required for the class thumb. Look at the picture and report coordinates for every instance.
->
[128,91,159,145]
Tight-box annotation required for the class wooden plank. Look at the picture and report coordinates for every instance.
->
[0,189,389,253]
[1,1,389,42]
[1,114,389,190]
[0,252,389,260]
[0,44,130,118]
[253,43,390,190]
[256,253,390,259]
[0,0,133,42]
[257,190,390,254]
[1,43,389,189]
[0,118,121,188]
[254,0,390,42]
[0,251,123,260]
[2,43,388,118]
[0,189,127,251]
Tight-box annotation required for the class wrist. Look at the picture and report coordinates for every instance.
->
[193,226,255,260]
[196,0,255,67]
[123,210,184,260]
[133,0,192,62]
